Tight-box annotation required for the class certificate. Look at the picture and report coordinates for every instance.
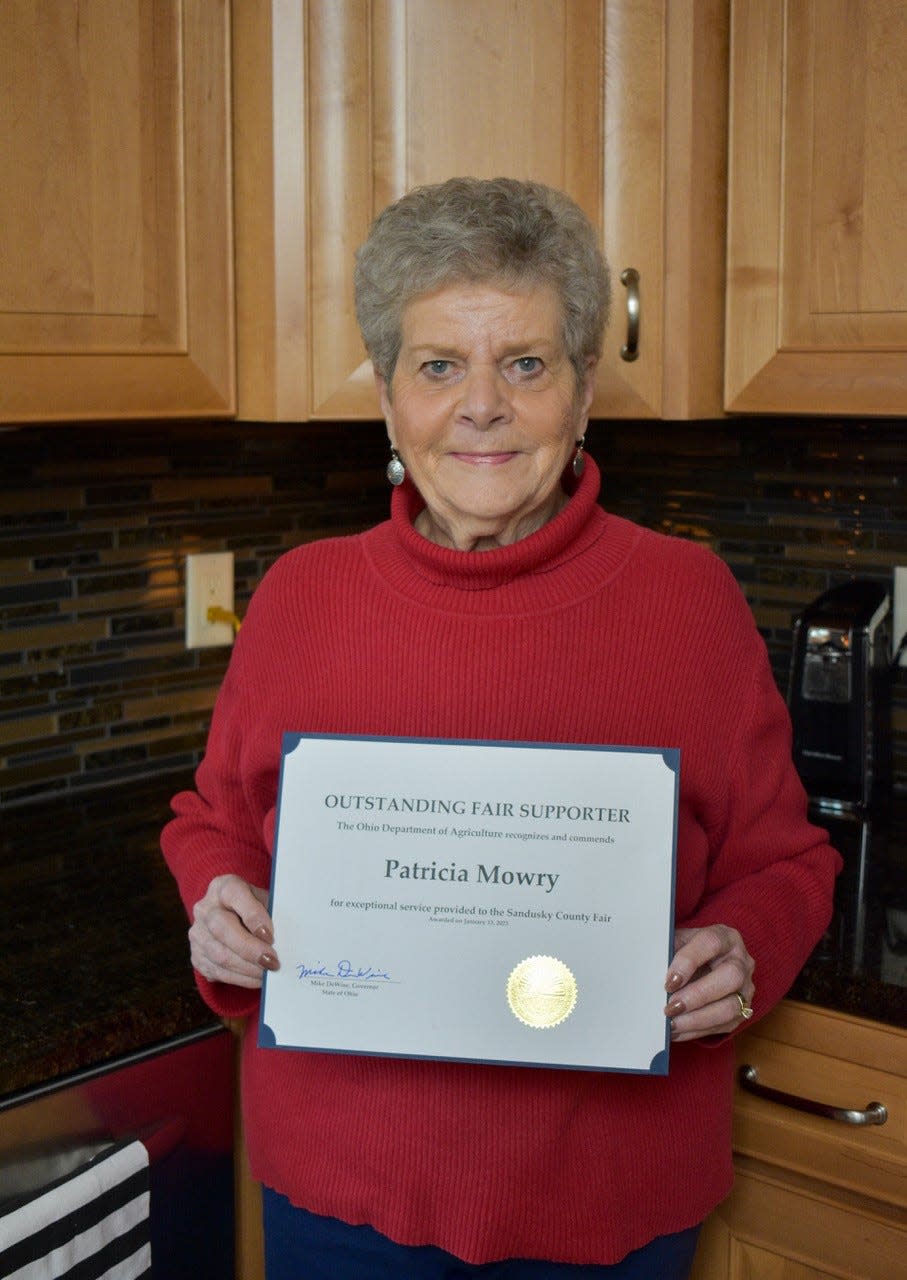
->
[260,735,679,1074]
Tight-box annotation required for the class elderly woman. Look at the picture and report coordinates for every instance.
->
[162,178,839,1279]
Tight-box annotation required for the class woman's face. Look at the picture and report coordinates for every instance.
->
[376,281,595,551]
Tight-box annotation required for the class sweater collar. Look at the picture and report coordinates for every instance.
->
[386,455,605,592]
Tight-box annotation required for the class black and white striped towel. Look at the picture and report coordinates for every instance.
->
[0,1138,150,1279]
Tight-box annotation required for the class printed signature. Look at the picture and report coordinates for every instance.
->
[296,960,393,982]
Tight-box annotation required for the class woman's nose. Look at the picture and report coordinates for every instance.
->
[456,365,510,428]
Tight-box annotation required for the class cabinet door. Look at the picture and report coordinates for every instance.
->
[233,0,727,421]
[0,0,234,423]
[725,0,907,414]
[690,1158,907,1280]
[731,1004,907,1211]
[690,1003,907,1280]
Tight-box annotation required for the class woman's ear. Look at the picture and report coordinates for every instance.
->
[374,369,394,435]
[578,356,597,420]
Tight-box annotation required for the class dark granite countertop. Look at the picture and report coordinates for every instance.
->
[0,775,218,1104]
[1,777,904,1106]
[787,803,907,1027]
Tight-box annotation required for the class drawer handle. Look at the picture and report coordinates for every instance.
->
[739,1065,888,1127]
[620,268,640,361]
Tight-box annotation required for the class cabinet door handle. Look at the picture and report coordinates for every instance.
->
[738,1065,888,1126]
[620,268,640,361]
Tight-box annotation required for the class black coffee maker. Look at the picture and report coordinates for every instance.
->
[788,578,892,817]
[788,579,893,974]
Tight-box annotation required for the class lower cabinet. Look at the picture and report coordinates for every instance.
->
[690,1001,907,1280]
[693,1156,905,1279]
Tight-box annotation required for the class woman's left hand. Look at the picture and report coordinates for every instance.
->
[664,924,755,1041]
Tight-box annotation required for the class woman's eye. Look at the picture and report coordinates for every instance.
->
[423,360,452,377]
[514,356,541,374]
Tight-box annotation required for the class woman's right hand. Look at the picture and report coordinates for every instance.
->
[189,874,278,988]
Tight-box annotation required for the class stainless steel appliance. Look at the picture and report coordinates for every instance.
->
[0,1028,233,1279]
[788,578,892,817]
[788,580,895,976]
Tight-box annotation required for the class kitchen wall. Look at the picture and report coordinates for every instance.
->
[1,419,905,809]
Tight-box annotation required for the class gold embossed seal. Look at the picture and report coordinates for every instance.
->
[506,955,577,1029]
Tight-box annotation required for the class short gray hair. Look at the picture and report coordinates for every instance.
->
[354,177,611,385]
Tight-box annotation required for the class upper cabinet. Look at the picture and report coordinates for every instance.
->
[0,0,234,424]
[233,0,728,421]
[724,0,907,415]
[7,2,905,425]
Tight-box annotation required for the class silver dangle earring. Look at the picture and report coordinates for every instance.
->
[572,436,586,479]
[386,447,406,486]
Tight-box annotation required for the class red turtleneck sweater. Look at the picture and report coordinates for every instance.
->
[161,458,839,1265]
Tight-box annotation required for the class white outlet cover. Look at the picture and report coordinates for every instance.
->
[186,552,235,649]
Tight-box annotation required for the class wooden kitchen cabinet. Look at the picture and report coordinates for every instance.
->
[232,0,728,421]
[0,0,234,423]
[690,1001,907,1279]
[724,0,907,415]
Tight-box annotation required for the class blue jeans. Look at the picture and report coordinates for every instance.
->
[262,1189,701,1279]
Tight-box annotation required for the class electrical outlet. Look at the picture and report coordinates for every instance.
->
[894,565,907,667]
[185,552,235,649]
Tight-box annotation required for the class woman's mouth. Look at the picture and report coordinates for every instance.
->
[450,451,518,466]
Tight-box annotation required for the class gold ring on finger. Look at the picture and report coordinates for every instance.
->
[735,991,754,1020]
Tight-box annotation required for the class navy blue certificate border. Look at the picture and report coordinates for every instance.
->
[260,733,680,1076]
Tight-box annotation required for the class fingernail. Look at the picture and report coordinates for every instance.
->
[666,971,684,992]
[666,998,685,1016]
[258,951,278,971]
[255,925,273,944]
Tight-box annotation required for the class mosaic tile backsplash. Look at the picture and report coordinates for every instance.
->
[1,419,905,808]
